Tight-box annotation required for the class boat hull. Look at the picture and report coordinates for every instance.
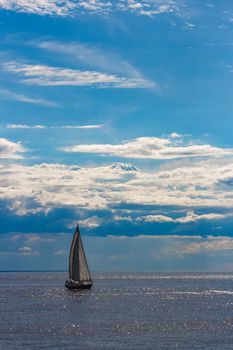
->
[65,279,93,290]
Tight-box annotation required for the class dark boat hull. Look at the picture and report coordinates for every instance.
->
[65,279,93,290]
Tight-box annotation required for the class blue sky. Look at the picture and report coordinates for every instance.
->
[1,0,233,271]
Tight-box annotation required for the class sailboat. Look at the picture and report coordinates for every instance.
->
[65,224,93,290]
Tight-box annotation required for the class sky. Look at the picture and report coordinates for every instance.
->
[1,0,233,272]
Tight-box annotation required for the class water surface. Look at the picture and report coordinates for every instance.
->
[1,272,233,349]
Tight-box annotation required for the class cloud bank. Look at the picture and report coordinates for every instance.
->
[1,135,233,238]
[1,157,233,214]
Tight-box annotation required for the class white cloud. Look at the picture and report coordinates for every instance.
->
[0,0,183,17]
[176,211,228,223]
[184,22,196,30]
[0,0,77,16]
[57,124,103,129]
[1,135,233,217]
[7,124,46,129]
[60,136,233,160]
[18,246,39,255]
[143,215,173,223]
[0,88,57,107]
[77,0,111,12]
[79,216,103,228]
[54,249,66,255]
[25,234,55,243]
[0,162,138,211]
[6,124,103,129]
[0,138,26,159]
[183,237,233,254]
[34,40,144,78]
[1,157,233,217]
[169,132,183,139]
[113,215,133,222]
[142,211,229,223]
[11,234,22,242]
[10,233,55,243]
[4,62,155,89]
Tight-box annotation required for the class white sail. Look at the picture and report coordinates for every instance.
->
[69,225,92,282]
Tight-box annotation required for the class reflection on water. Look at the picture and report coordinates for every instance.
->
[1,272,233,349]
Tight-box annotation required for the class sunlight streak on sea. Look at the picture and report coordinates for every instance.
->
[1,272,233,349]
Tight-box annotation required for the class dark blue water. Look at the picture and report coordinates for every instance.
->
[1,272,233,349]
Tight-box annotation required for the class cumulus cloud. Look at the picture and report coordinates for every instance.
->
[4,62,155,89]
[0,0,183,17]
[0,0,77,16]
[60,136,233,160]
[0,162,140,212]
[0,138,26,159]
[1,158,233,219]
[0,154,233,240]
[124,1,176,17]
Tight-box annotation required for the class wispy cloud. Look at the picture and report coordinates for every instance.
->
[0,0,184,17]
[57,124,103,129]
[7,124,46,129]
[6,124,103,129]
[54,249,66,255]
[4,61,155,89]
[25,234,55,243]
[35,40,140,77]
[0,88,57,107]
[60,135,233,160]
[9,233,55,243]
[183,237,233,254]
[0,138,26,159]
[29,40,152,91]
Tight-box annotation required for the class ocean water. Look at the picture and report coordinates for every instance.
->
[1,272,233,349]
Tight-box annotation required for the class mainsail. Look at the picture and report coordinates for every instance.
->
[69,224,92,282]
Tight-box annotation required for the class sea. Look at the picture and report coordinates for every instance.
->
[1,272,233,349]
